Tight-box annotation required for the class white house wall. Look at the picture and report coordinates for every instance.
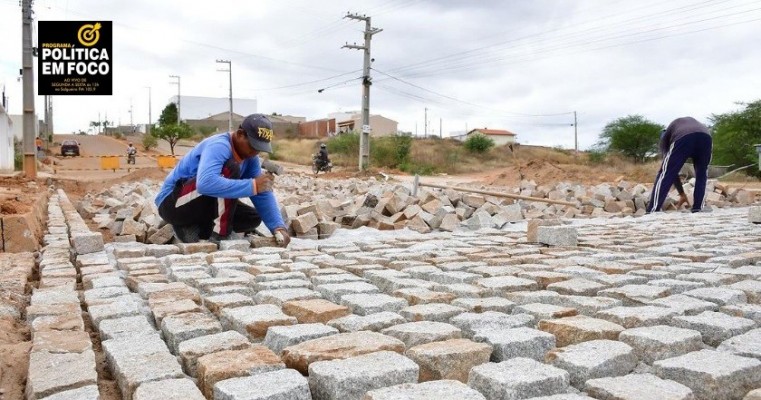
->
[0,105,14,171]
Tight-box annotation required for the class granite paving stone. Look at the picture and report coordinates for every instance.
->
[468,357,570,400]
[381,321,463,349]
[364,380,487,400]
[584,373,695,400]
[618,325,704,364]
[653,349,761,400]
[546,339,638,388]
[281,331,405,374]
[196,345,285,398]
[721,304,761,324]
[263,323,339,355]
[649,294,720,315]
[406,338,492,382]
[328,311,407,332]
[393,288,458,305]
[400,303,467,322]
[282,298,351,324]
[596,305,680,328]
[132,378,205,400]
[472,327,556,362]
[308,351,419,400]
[717,328,761,360]
[340,293,409,315]
[26,350,98,399]
[451,311,535,338]
[203,293,256,316]
[514,303,578,320]
[547,278,608,296]
[177,330,252,376]
[213,369,312,400]
[683,287,748,306]
[160,312,224,354]
[672,311,757,346]
[41,385,101,400]
[220,305,298,340]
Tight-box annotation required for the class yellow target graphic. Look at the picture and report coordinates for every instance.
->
[77,23,101,47]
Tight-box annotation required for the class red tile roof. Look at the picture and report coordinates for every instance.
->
[470,128,516,136]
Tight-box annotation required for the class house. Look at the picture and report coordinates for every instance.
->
[331,112,398,137]
[466,128,517,146]
[0,104,13,171]
[184,111,247,134]
[299,118,336,138]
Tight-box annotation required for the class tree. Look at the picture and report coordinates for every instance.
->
[152,103,193,155]
[159,103,179,126]
[598,115,663,163]
[711,100,761,175]
[89,120,101,134]
[464,133,494,153]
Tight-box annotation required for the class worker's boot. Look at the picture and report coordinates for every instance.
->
[172,224,200,243]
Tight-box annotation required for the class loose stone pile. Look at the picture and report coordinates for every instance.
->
[76,174,756,243]
[26,186,761,399]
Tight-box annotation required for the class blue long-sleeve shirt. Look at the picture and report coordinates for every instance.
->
[155,133,285,232]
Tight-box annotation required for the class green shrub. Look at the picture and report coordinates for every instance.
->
[269,142,280,161]
[369,135,412,168]
[327,133,359,156]
[464,134,494,153]
[587,149,607,164]
[142,134,158,151]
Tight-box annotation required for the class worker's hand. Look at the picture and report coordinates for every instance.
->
[676,193,691,209]
[252,173,274,195]
[273,227,291,247]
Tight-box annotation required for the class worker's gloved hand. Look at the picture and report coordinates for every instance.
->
[676,193,691,209]
[273,228,291,247]
[252,173,274,195]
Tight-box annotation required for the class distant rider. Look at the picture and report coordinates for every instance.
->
[318,143,330,167]
[127,142,137,156]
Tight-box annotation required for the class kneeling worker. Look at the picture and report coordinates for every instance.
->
[154,113,290,247]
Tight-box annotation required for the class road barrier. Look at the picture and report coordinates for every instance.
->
[53,154,180,173]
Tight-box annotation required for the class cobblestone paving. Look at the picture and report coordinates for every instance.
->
[24,192,761,399]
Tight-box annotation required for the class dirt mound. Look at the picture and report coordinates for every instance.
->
[0,176,40,215]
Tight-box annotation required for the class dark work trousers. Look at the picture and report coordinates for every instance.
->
[647,132,713,213]
[158,159,261,239]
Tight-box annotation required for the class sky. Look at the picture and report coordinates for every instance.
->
[1,0,760,149]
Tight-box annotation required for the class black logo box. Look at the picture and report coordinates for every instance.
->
[37,21,112,96]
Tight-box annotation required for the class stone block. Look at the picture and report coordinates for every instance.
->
[717,328,761,360]
[98,315,156,341]
[220,305,298,341]
[316,282,381,303]
[328,312,407,333]
[281,331,405,374]
[406,338,492,383]
[161,312,223,354]
[672,311,756,346]
[263,323,338,355]
[749,206,761,223]
[654,349,761,400]
[546,339,637,388]
[364,380,487,400]
[70,232,104,255]
[526,218,562,243]
[596,306,679,328]
[472,327,555,362]
[537,226,577,247]
[203,293,256,316]
[196,346,284,398]
[450,311,535,338]
[468,357,570,400]
[400,303,467,323]
[254,288,321,306]
[584,373,695,400]
[88,296,147,330]
[26,350,98,399]
[381,321,462,349]
[514,303,578,320]
[452,297,515,314]
[132,378,205,400]
[103,336,185,400]
[475,276,538,295]
[308,351,419,400]
[683,287,747,306]
[282,299,350,324]
[41,385,101,400]
[150,299,201,326]
[729,280,761,304]
[619,325,703,364]
[649,294,719,315]
[178,330,251,376]
[213,369,311,400]
[538,316,625,347]
[31,330,91,354]
[293,212,319,234]
[547,278,607,296]
[340,293,409,316]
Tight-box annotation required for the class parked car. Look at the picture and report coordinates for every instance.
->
[60,140,80,157]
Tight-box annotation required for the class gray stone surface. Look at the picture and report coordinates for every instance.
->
[400,303,467,323]
[340,293,409,316]
[649,294,719,315]
[220,305,298,340]
[584,373,695,400]
[263,323,339,355]
[472,327,556,362]
[98,315,157,340]
[316,282,381,303]
[450,312,535,338]
[653,349,761,400]
[381,321,463,349]
[406,338,492,383]
[26,350,98,399]
[536,226,577,247]
[328,312,407,332]
[596,306,679,328]
[133,378,205,400]
[41,385,101,400]
[177,330,251,376]
[160,312,224,354]
[672,311,757,346]
[308,351,419,400]
[365,380,487,400]
[213,369,312,400]
[451,297,515,314]
[683,287,748,306]
[717,328,761,360]
[546,339,637,388]
[468,357,570,400]
[619,325,704,364]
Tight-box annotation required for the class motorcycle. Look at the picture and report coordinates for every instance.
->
[127,149,137,165]
[312,154,332,175]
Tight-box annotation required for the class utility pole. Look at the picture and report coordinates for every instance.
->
[216,59,233,133]
[574,111,578,157]
[169,75,181,123]
[424,107,427,139]
[21,0,36,178]
[145,86,152,135]
[128,99,134,129]
[342,12,382,171]
[439,118,442,139]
